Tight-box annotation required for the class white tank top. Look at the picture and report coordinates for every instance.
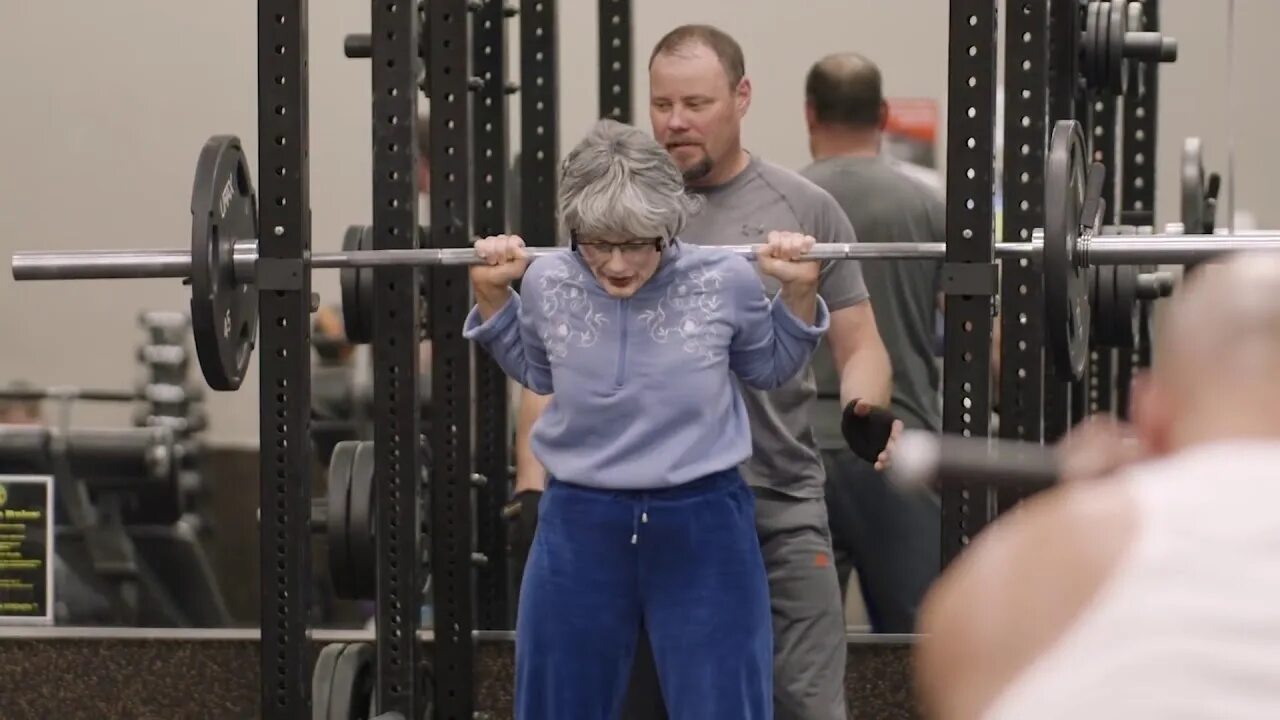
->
[985,440,1280,719]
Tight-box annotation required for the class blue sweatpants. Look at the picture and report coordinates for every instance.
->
[515,468,773,720]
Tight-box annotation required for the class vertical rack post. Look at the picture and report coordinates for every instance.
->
[370,0,425,715]
[940,0,999,567]
[998,0,1050,514]
[598,0,632,122]
[520,0,559,247]
[1043,0,1081,443]
[472,0,514,630]
[1119,0,1160,418]
[1087,89,1118,416]
[426,0,477,716]
[257,1,313,716]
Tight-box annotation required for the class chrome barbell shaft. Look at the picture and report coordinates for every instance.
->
[12,249,195,280]
[13,241,960,282]
[1080,233,1280,265]
[13,233,1280,283]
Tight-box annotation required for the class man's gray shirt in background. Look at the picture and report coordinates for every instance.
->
[680,154,870,499]
[801,155,944,447]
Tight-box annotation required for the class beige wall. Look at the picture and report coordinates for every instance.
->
[0,1,1273,446]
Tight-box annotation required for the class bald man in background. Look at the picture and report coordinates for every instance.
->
[916,254,1280,719]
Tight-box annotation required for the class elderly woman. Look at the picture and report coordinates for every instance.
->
[463,119,829,719]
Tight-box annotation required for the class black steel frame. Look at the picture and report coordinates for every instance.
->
[1042,0,1082,443]
[997,0,1050,515]
[1119,0,1160,418]
[521,0,559,246]
[940,0,999,567]
[369,0,429,716]
[473,0,515,632]
[599,0,632,122]
[422,1,478,717]
[1087,91,1118,416]
[257,1,313,716]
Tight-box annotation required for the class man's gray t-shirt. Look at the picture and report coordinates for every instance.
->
[801,155,944,444]
[680,155,870,499]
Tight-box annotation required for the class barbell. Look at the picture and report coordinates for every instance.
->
[11,123,1280,391]
[888,429,1060,490]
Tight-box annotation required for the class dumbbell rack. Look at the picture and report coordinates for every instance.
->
[132,312,207,524]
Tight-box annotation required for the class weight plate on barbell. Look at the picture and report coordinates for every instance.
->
[328,441,358,600]
[190,136,259,391]
[340,225,375,344]
[1091,228,1140,350]
[1092,2,1110,94]
[1107,0,1128,96]
[1044,120,1091,382]
[347,441,377,600]
[1182,137,1206,235]
[1113,262,1138,349]
[1083,2,1101,89]
[1091,263,1112,343]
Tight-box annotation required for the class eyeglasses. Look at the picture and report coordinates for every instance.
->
[574,236,663,262]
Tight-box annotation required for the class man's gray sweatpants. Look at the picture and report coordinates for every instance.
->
[623,487,849,720]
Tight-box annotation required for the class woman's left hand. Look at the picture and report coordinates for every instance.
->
[756,231,821,287]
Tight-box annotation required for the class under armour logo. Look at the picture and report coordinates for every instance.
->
[740,223,767,237]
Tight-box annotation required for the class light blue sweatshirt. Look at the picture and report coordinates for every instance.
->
[462,240,830,490]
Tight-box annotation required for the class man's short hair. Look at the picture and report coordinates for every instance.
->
[649,24,746,89]
[805,52,884,129]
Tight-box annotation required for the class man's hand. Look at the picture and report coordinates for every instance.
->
[755,231,821,287]
[1056,414,1147,483]
[842,399,903,471]
[470,235,530,318]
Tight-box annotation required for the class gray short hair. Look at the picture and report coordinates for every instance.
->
[558,119,701,242]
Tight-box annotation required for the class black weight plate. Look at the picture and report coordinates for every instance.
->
[1094,265,1123,348]
[1110,226,1140,349]
[1108,0,1127,95]
[328,441,359,599]
[348,441,377,600]
[358,226,375,340]
[1084,2,1102,90]
[1093,2,1110,94]
[1090,261,1106,341]
[1081,3,1096,88]
[340,226,373,344]
[312,643,346,720]
[1044,120,1091,382]
[190,136,259,391]
[1182,137,1206,234]
[327,642,376,720]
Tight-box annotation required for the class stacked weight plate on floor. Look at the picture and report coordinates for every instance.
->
[311,641,433,720]
[312,642,376,720]
[327,440,377,600]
